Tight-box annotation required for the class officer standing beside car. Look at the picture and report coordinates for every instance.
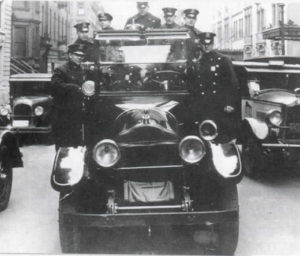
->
[51,44,86,150]
[161,8,181,29]
[125,1,161,30]
[74,22,98,62]
[187,32,240,141]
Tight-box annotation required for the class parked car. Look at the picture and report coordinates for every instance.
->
[51,29,243,254]
[0,129,23,211]
[0,73,53,143]
[234,56,300,176]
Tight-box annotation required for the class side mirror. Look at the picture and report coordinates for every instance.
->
[248,80,260,97]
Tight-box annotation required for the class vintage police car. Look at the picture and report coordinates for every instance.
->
[235,56,300,176]
[51,29,243,254]
[0,73,52,142]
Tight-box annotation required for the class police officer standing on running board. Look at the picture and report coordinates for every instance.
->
[125,1,161,30]
[161,8,181,29]
[187,32,240,140]
[51,44,87,150]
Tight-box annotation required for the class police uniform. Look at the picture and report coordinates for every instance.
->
[51,44,86,148]
[183,9,202,62]
[161,8,181,29]
[187,32,240,140]
[125,2,161,29]
[98,13,115,30]
[74,22,98,62]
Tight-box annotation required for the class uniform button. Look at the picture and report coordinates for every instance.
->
[213,82,216,85]
[213,90,216,94]
[216,65,219,68]
[130,73,133,75]
[215,73,218,76]
[199,84,203,87]
[198,75,201,78]
[210,58,213,61]
[218,57,221,60]
[201,92,205,95]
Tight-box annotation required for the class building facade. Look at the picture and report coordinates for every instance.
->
[213,1,300,59]
[0,0,12,103]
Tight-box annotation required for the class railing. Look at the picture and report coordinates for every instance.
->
[10,58,38,74]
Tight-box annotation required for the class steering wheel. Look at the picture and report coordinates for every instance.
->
[144,70,185,90]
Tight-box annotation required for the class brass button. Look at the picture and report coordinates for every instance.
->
[201,92,205,95]
[213,90,216,94]
[213,82,216,85]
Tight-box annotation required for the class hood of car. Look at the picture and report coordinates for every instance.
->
[13,96,52,107]
[254,89,299,106]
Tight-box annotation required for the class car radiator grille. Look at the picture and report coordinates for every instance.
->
[118,144,181,169]
[284,105,300,140]
[14,104,32,117]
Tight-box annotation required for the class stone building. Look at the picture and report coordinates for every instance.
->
[0,0,12,103]
[213,1,300,59]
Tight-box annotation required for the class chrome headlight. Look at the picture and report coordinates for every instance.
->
[266,110,282,127]
[93,139,121,168]
[0,107,9,116]
[34,106,44,116]
[199,120,218,141]
[179,136,206,164]
[82,80,95,96]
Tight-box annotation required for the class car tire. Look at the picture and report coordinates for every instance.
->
[0,166,13,212]
[242,136,266,177]
[59,192,82,253]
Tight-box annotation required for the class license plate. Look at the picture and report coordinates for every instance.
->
[13,120,29,127]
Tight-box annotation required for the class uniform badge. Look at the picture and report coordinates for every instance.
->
[210,66,216,72]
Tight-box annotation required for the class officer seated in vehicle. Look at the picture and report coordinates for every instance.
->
[98,12,114,31]
[187,32,240,142]
[51,43,87,150]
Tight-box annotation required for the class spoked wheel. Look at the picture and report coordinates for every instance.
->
[0,166,13,212]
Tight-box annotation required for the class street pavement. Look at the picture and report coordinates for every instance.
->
[0,145,300,254]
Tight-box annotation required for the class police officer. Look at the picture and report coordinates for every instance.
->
[162,8,181,29]
[125,1,161,30]
[74,22,98,62]
[98,12,114,30]
[183,9,202,62]
[51,44,86,149]
[187,32,240,140]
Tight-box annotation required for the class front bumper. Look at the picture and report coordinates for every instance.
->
[61,209,238,228]
[0,126,51,134]
[262,143,300,148]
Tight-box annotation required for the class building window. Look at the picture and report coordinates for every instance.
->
[245,12,252,36]
[272,4,276,27]
[13,1,29,11]
[49,9,52,39]
[217,23,222,45]
[239,18,243,38]
[13,26,27,58]
[35,1,40,14]
[224,18,229,44]
[0,1,2,28]
[54,13,56,41]
[257,8,265,32]
[77,2,85,15]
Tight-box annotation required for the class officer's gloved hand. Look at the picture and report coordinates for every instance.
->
[224,105,235,113]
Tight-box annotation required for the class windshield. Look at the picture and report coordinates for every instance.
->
[250,72,300,91]
[11,82,51,97]
[94,30,188,92]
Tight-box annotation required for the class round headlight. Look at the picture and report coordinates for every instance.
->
[179,136,206,164]
[93,139,121,168]
[0,107,8,116]
[82,80,95,97]
[199,120,218,141]
[34,106,44,116]
[267,111,282,127]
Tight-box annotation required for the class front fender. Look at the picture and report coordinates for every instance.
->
[243,117,269,140]
[209,141,243,184]
[0,130,23,168]
[51,147,86,192]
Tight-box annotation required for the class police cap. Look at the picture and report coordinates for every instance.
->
[198,32,216,45]
[183,9,199,19]
[68,43,86,55]
[74,22,90,32]
[137,1,148,9]
[98,12,113,21]
[162,7,177,17]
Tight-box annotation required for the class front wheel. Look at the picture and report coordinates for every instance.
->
[0,166,13,211]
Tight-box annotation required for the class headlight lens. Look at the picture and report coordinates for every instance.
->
[179,136,206,164]
[0,107,9,116]
[199,120,218,141]
[82,80,95,96]
[34,106,44,116]
[267,111,282,127]
[93,139,121,168]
